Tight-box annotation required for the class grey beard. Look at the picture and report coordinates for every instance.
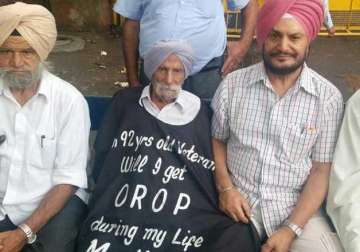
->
[1,65,43,89]
[152,80,182,103]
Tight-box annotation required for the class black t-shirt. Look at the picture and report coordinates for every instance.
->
[77,88,259,252]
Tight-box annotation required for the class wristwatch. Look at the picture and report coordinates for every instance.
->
[18,223,37,244]
[283,219,303,237]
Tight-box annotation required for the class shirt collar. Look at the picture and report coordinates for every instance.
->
[36,70,50,101]
[296,64,318,97]
[246,62,318,97]
[138,85,186,112]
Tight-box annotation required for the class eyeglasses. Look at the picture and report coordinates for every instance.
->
[0,48,38,60]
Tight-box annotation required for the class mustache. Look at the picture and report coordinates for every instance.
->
[159,85,179,92]
[0,68,30,72]
[269,51,296,57]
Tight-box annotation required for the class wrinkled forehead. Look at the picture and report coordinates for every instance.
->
[0,35,33,50]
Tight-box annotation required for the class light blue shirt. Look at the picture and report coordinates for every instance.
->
[114,0,249,74]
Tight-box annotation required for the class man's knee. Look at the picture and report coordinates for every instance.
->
[290,213,344,252]
[36,195,87,252]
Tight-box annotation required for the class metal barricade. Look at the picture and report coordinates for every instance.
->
[325,0,360,35]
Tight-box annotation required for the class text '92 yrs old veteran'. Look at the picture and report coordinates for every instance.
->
[0,2,90,252]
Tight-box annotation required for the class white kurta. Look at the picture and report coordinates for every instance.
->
[327,90,360,252]
[0,70,90,225]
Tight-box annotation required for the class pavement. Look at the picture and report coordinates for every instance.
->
[47,32,360,101]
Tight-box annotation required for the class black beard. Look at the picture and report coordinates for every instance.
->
[262,50,306,76]
[262,44,310,76]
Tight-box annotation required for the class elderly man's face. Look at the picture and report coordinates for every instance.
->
[262,17,310,75]
[151,54,185,104]
[0,36,42,89]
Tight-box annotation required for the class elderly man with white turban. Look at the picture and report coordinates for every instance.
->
[76,40,261,252]
[0,2,90,252]
[212,0,345,251]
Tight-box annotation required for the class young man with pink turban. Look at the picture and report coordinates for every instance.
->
[212,0,345,251]
[0,2,90,252]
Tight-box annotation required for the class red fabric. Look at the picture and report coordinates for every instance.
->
[256,0,324,48]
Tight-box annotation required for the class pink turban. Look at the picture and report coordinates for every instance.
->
[0,2,57,61]
[256,0,324,47]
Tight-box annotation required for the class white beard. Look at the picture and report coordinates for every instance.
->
[1,64,43,89]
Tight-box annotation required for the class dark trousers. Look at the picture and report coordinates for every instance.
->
[0,195,87,252]
[140,55,224,102]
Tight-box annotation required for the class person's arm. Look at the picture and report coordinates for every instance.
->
[222,0,258,75]
[212,138,251,223]
[122,18,141,87]
[0,185,76,252]
[327,95,360,252]
[323,0,335,36]
[262,162,331,252]
[211,77,251,223]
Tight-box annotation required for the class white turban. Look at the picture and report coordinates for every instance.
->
[144,40,194,80]
[0,2,57,61]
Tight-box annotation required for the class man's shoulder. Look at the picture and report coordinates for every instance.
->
[347,89,360,111]
[43,71,83,97]
[179,89,201,105]
[307,67,343,103]
[41,71,86,105]
[113,0,142,20]
[222,62,263,91]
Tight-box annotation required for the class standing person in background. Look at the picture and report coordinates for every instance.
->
[323,0,336,36]
[113,0,258,101]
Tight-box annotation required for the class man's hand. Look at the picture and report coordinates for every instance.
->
[221,40,248,76]
[327,26,336,37]
[261,227,296,252]
[128,76,141,88]
[219,189,251,223]
[0,229,27,252]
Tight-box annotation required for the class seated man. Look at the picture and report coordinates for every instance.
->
[327,90,360,252]
[0,2,90,252]
[211,0,344,251]
[76,41,260,252]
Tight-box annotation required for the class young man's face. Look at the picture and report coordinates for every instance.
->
[262,17,310,75]
[151,54,185,104]
[0,35,41,89]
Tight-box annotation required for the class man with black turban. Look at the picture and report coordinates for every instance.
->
[212,0,344,251]
[0,2,90,252]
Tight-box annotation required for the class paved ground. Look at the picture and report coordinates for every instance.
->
[48,32,360,101]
